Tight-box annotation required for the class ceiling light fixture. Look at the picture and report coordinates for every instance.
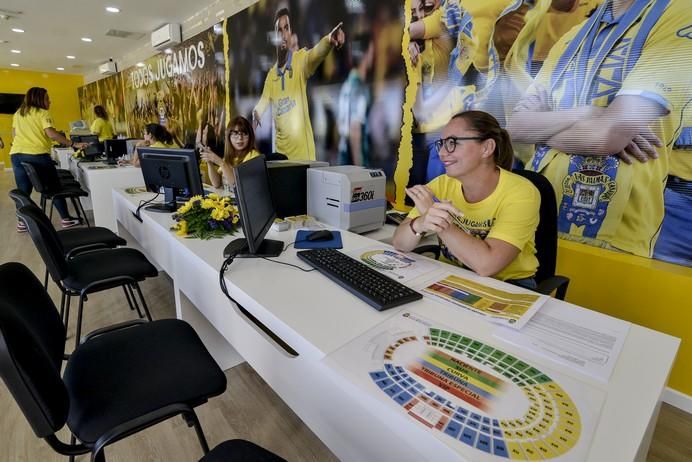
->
[106,7,120,13]
[56,67,65,71]
[10,63,19,67]
[164,48,173,54]
[81,37,93,42]
[11,28,24,33]
[10,49,21,53]
[66,55,76,59]
[136,62,145,67]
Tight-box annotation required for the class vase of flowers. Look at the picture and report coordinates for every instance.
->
[171,194,240,239]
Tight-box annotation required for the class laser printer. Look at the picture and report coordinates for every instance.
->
[307,165,386,233]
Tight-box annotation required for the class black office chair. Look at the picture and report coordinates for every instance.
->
[17,204,159,351]
[9,189,127,289]
[20,161,91,227]
[414,170,570,299]
[200,440,286,462]
[0,262,227,462]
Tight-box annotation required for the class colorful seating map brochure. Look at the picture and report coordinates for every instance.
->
[325,309,605,461]
[421,274,548,329]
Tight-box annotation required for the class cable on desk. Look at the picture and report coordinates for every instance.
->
[131,193,161,222]
[261,257,315,272]
[218,254,299,357]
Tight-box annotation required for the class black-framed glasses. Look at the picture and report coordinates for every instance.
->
[434,136,484,153]
[229,130,249,138]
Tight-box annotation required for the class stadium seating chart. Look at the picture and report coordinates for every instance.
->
[327,310,605,461]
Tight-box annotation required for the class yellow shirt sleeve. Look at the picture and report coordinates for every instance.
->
[90,118,102,135]
[421,8,444,39]
[486,180,540,251]
[304,36,333,78]
[253,69,272,119]
[40,110,54,129]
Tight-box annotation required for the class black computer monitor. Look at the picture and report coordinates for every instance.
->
[104,139,128,164]
[224,155,283,258]
[80,134,100,145]
[139,147,204,213]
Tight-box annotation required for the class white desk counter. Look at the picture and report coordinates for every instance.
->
[113,189,679,462]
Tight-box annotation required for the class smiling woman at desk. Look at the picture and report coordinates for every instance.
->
[392,110,540,289]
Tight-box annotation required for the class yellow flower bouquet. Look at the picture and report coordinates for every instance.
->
[171,193,240,239]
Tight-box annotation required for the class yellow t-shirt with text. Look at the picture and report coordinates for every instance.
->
[90,117,114,142]
[10,108,54,155]
[408,169,540,281]
[218,148,261,173]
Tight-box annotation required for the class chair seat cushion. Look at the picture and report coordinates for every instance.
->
[63,319,227,445]
[63,248,157,292]
[200,439,286,462]
[58,227,127,255]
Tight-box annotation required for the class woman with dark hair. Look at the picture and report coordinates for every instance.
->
[10,87,88,232]
[132,123,180,167]
[200,116,260,189]
[90,105,114,141]
[393,110,540,288]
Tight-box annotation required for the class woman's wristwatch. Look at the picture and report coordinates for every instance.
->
[409,216,425,237]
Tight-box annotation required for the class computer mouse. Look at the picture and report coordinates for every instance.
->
[306,230,334,242]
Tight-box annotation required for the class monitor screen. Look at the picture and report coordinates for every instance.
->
[138,147,204,213]
[80,134,100,145]
[104,139,128,164]
[224,155,283,258]
[0,93,24,114]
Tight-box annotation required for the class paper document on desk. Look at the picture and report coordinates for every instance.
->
[347,246,439,283]
[493,303,630,382]
[422,274,547,329]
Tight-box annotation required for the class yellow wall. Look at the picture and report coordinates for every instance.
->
[557,240,692,396]
[0,68,83,167]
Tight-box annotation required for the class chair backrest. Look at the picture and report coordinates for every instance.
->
[265,152,288,161]
[512,169,558,284]
[16,204,69,282]
[0,262,69,437]
[20,161,60,194]
[9,188,39,210]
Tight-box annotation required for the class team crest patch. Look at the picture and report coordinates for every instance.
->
[558,156,618,237]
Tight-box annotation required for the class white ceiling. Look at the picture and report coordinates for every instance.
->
[0,0,255,80]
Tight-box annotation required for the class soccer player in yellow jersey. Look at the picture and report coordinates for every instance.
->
[252,8,345,161]
[394,111,540,288]
[508,0,691,258]
[90,105,114,142]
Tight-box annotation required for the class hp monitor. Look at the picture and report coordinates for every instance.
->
[138,147,204,213]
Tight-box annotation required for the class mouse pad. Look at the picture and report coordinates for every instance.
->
[294,230,343,249]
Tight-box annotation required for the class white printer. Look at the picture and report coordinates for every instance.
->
[307,165,386,233]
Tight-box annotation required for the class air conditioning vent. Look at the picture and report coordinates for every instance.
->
[106,29,146,40]
[151,23,181,50]
[98,61,118,75]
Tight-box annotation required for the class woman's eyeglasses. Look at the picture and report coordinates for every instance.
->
[229,130,249,138]
[434,136,484,153]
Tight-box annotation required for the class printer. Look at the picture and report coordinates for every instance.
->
[307,165,386,233]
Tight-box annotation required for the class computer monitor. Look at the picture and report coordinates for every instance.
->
[104,139,128,165]
[138,147,204,213]
[224,155,283,258]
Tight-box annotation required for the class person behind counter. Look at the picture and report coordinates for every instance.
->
[392,110,541,289]
[90,105,114,142]
[10,87,88,232]
[200,116,260,189]
[130,123,181,167]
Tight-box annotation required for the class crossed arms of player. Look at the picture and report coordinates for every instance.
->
[507,89,667,164]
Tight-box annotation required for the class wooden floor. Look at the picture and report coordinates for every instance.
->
[0,170,690,461]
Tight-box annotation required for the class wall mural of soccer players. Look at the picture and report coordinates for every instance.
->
[78,0,691,267]
[78,73,127,136]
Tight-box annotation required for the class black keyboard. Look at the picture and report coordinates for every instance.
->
[297,248,423,311]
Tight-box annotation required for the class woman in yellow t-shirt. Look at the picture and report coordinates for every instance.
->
[393,110,540,288]
[200,116,260,189]
[131,123,181,167]
[90,105,114,142]
[10,87,88,232]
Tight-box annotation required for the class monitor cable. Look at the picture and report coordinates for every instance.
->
[132,193,161,223]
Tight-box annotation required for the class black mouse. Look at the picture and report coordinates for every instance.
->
[306,230,334,242]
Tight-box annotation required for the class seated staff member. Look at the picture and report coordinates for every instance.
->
[200,116,260,188]
[131,123,180,167]
[10,87,88,232]
[393,111,540,288]
[90,105,114,142]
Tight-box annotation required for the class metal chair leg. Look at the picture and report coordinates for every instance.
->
[63,293,72,329]
[123,285,135,311]
[76,198,91,227]
[133,282,153,321]
[44,267,50,289]
[74,294,86,351]
[59,291,66,321]
[184,411,210,454]
[69,434,77,462]
[127,284,144,318]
